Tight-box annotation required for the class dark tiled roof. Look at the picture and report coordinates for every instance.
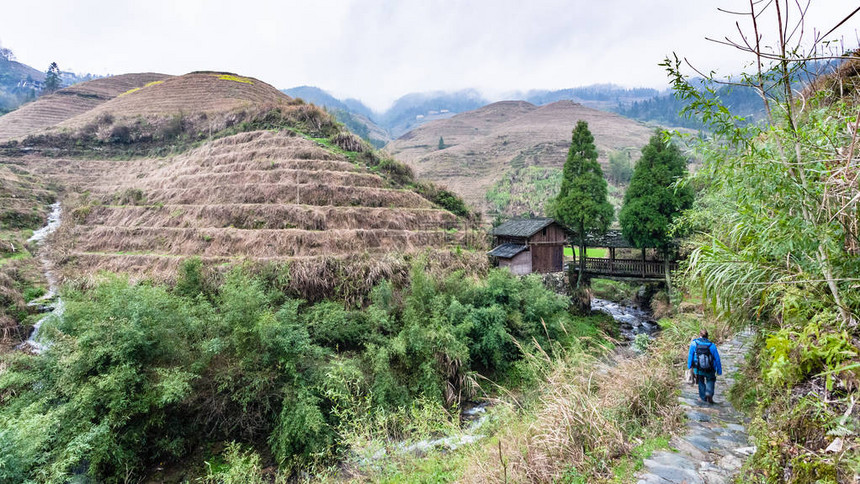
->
[584,230,634,248]
[492,217,556,237]
[584,230,678,249]
[487,243,528,258]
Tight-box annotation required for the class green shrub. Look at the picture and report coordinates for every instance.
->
[174,257,205,298]
[203,442,267,484]
[22,286,45,302]
[0,264,601,482]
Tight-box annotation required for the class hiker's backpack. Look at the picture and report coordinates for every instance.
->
[695,341,714,372]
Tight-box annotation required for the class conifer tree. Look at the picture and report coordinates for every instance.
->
[438,136,445,150]
[552,120,613,288]
[619,131,692,288]
[44,62,61,93]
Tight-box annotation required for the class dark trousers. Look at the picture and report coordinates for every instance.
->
[696,373,716,401]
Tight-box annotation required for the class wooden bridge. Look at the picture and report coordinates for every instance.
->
[570,257,678,280]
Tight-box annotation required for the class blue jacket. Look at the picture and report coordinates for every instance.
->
[687,338,722,376]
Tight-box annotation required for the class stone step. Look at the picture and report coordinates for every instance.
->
[636,330,755,483]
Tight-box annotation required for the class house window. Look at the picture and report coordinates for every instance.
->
[542,228,547,236]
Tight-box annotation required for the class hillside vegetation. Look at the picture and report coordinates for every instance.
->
[0,71,483,346]
[385,100,653,217]
[0,72,170,141]
[670,33,860,481]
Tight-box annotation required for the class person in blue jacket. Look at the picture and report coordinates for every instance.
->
[687,329,722,403]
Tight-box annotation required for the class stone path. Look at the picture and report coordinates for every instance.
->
[637,330,757,484]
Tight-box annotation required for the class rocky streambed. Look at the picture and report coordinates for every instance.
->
[18,201,62,353]
[592,297,661,342]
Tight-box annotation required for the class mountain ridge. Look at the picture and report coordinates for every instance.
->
[386,99,655,217]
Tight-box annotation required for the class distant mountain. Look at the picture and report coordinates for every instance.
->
[380,89,489,137]
[612,63,842,130]
[0,53,44,113]
[613,84,767,130]
[518,84,661,112]
[281,84,674,144]
[281,86,492,141]
[0,48,104,115]
[386,100,655,218]
[281,86,388,147]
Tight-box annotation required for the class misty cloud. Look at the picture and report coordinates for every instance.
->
[0,0,854,111]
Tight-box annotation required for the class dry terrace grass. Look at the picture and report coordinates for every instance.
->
[77,205,460,231]
[17,129,480,286]
[386,100,655,213]
[0,73,170,141]
[66,226,466,257]
[55,72,290,131]
[59,249,489,305]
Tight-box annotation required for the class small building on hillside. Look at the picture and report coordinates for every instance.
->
[488,217,567,275]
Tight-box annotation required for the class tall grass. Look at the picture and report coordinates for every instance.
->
[461,323,685,483]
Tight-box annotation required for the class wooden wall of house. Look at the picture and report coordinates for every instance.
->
[527,224,567,244]
[499,250,532,275]
[531,245,563,272]
[528,223,566,273]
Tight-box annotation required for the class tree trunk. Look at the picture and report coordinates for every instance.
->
[664,252,672,294]
[577,231,586,288]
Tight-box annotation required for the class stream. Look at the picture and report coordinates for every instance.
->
[19,201,63,353]
[591,297,661,343]
[386,297,657,461]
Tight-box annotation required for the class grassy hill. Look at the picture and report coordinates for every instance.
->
[385,100,654,217]
[0,71,484,344]
[281,86,390,148]
[0,73,170,141]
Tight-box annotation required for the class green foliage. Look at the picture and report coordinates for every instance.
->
[552,121,614,286]
[174,257,205,298]
[203,442,267,484]
[553,121,614,239]
[619,132,692,253]
[607,150,633,184]
[0,278,200,482]
[415,182,471,217]
[632,333,651,352]
[22,286,45,301]
[485,166,562,217]
[665,6,860,481]
[438,136,445,150]
[44,62,61,93]
[590,278,636,302]
[759,293,858,392]
[0,264,593,482]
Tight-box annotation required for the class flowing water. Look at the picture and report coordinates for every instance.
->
[19,202,63,353]
[591,297,661,343]
[394,298,658,459]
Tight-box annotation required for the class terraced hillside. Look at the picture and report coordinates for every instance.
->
[15,130,479,302]
[55,72,289,130]
[0,73,170,141]
[0,71,483,350]
[386,100,655,217]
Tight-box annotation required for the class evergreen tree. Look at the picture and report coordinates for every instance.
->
[618,131,693,287]
[44,62,61,93]
[438,136,445,150]
[552,120,614,288]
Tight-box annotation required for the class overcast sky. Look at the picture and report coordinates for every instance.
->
[0,1,856,111]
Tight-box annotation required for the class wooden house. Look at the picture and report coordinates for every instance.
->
[488,218,567,275]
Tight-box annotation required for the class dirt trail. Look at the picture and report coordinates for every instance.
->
[637,330,756,484]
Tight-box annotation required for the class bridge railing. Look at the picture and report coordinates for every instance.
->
[578,257,678,277]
